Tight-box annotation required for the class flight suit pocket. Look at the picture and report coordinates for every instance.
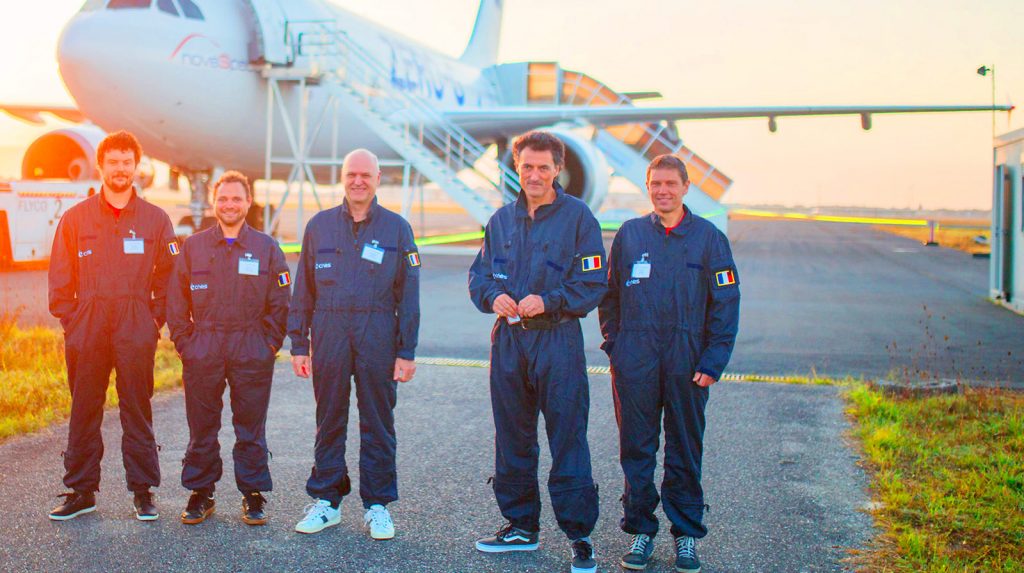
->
[610,331,657,385]
[314,248,340,286]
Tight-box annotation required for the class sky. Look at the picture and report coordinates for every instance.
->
[0,0,1020,210]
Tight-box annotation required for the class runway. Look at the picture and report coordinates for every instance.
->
[6,216,1021,385]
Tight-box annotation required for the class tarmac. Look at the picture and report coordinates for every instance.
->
[2,216,1023,572]
[0,362,872,573]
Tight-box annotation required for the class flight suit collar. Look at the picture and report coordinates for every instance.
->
[98,187,139,216]
[515,183,565,221]
[648,206,692,236]
[340,196,379,225]
[212,221,253,248]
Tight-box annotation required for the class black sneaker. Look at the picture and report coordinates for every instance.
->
[133,490,159,521]
[674,536,701,573]
[48,491,96,521]
[621,533,654,570]
[180,491,215,525]
[570,537,597,573]
[474,523,539,553]
[242,492,267,526]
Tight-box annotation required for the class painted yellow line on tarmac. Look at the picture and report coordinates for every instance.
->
[415,356,792,382]
[280,230,487,254]
[732,208,928,226]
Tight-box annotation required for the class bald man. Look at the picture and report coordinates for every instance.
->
[288,150,420,539]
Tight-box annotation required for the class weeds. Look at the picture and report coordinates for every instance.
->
[0,320,182,442]
[845,384,1024,572]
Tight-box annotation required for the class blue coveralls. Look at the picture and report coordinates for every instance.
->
[288,198,419,508]
[167,223,291,495]
[48,191,177,493]
[468,186,607,540]
[599,210,740,539]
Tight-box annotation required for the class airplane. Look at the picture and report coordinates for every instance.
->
[0,0,1012,249]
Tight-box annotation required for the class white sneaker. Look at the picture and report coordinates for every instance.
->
[363,504,395,540]
[294,499,341,534]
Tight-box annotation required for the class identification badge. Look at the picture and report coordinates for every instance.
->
[238,254,260,276]
[122,238,145,253]
[631,253,651,279]
[361,242,385,264]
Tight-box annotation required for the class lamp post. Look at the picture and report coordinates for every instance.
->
[977,65,995,140]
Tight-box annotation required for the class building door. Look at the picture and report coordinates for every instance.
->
[1002,169,1014,301]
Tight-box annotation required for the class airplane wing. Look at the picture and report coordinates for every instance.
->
[444,104,1013,133]
[0,104,86,125]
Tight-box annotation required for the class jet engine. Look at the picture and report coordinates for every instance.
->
[545,128,610,212]
[21,125,154,189]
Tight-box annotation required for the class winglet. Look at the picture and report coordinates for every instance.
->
[459,0,503,68]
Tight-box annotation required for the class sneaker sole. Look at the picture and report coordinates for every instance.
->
[675,567,700,573]
[294,515,341,534]
[620,558,649,570]
[571,565,597,573]
[48,505,96,521]
[368,528,395,540]
[180,506,215,525]
[242,514,268,526]
[136,513,159,522]
[475,541,539,553]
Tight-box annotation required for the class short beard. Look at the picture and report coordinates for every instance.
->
[104,176,134,194]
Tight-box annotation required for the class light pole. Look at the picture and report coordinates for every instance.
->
[977,65,995,140]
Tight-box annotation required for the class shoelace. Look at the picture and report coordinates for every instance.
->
[367,507,392,529]
[572,539,594,561]
[495,522,517,539]
[675,536,696,559]
[302,501,332,521]
[629,534,651,555]
[186,493,208,512]
[246,493,266,510]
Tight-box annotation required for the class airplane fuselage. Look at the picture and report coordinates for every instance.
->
[57,0,502,179]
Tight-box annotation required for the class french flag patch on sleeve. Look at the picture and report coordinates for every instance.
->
[277,271,291,287]
[715,269,736,287]
[581,255,602,272]
[168,242,180,256]
[406,252,421,267]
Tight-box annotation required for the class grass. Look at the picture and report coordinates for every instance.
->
[874,225,990,255]
[845,383,1024,572]
[0,318,182,442]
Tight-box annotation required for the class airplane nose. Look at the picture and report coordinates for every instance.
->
[57,12,109,94]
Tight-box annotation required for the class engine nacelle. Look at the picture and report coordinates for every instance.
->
[21,126,154,189]
[547,128,611,212]
[22,126,104,182]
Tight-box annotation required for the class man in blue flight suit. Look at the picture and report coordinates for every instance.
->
[469,131,607,573]
[47,130,177,521]
[288,149,419,540]
[167,171,291,526]
[600,155,740,573]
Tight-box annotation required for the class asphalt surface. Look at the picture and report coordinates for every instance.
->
[7,218,1022,384]
[0,362,871,573]
[3,216,1021,571]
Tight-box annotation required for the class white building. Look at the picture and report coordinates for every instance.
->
[992,128,1024,313]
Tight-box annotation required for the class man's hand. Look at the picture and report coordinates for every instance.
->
[517,294,545,318]
[693,372,717,387]
[492,293,519,319]
[292,355,311,378]
[393,358,416,383]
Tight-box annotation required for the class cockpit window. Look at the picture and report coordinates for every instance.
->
[156,0,178,16]
[177,0,204,20]
[107,0,151,8]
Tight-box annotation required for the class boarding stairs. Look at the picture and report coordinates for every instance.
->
[520,63,733,229]
[283,21,520,225]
